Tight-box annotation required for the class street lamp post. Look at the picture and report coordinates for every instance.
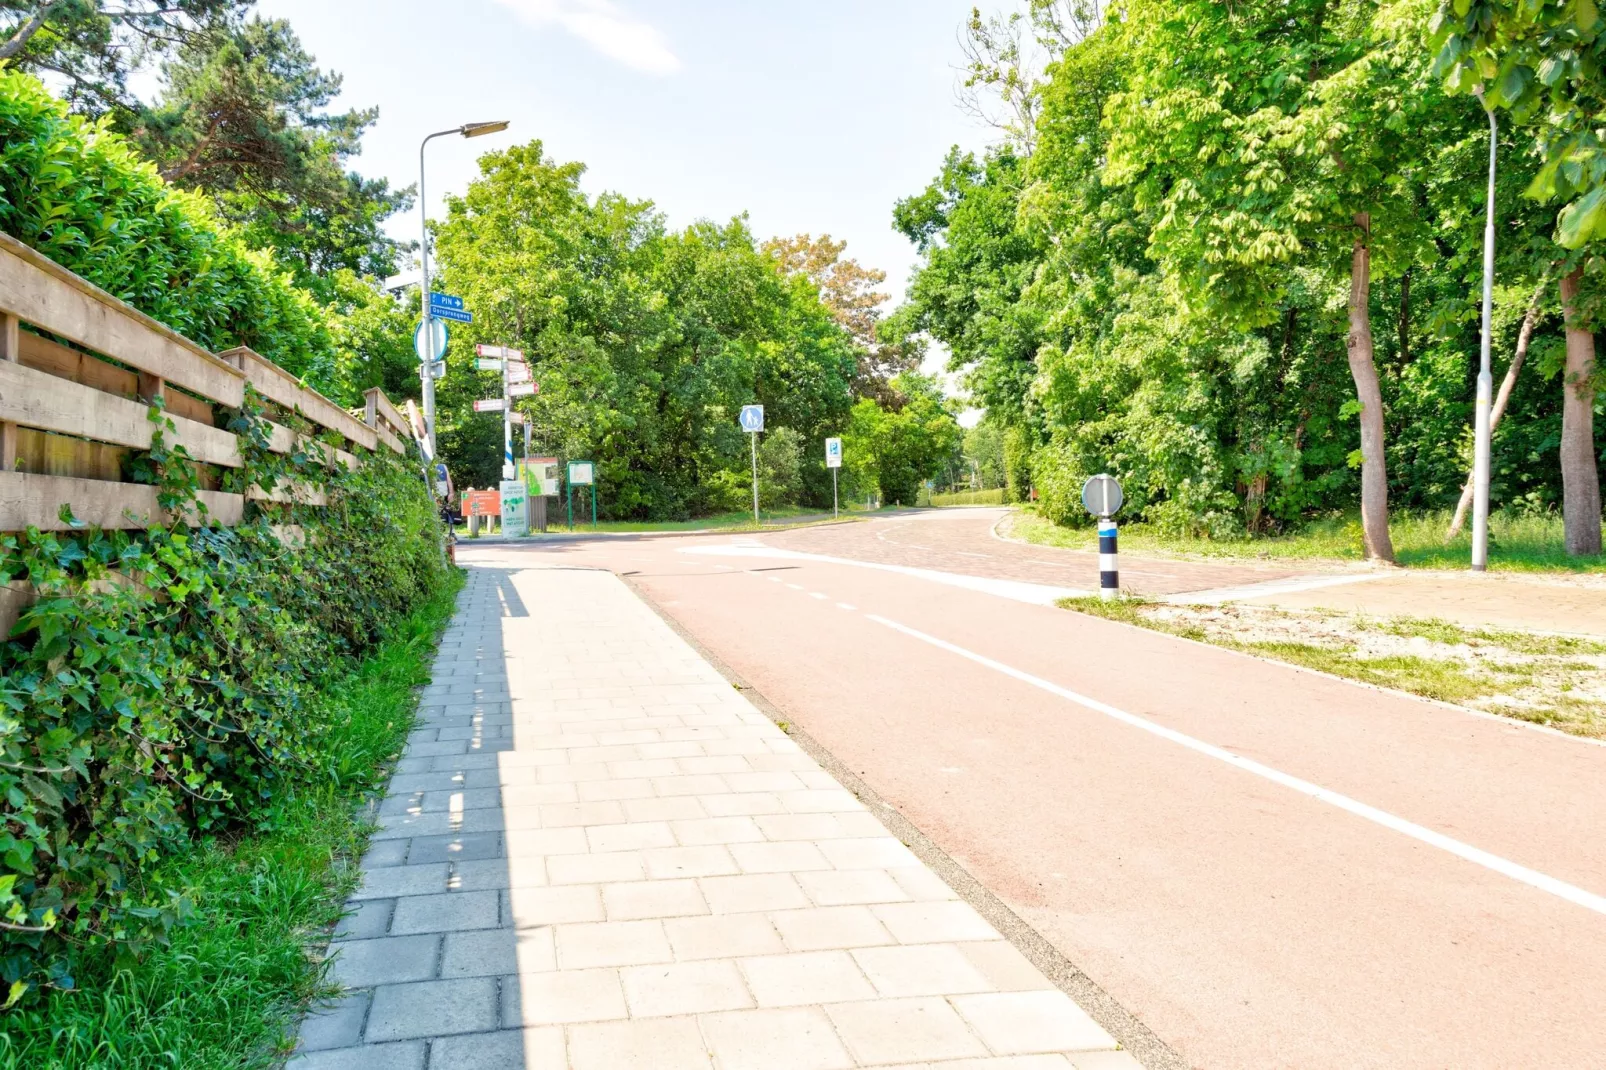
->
[1471,92,1497,571]
[418,120,510,469]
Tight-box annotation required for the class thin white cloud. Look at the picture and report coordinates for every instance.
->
[494,0,681,75]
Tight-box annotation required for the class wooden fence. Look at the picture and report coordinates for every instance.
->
[0,231,419,533]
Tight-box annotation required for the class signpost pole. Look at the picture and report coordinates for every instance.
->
[590,484,597,529]
[567,483,573,531]
[832,468,838,519]
[502,356,513,481]
[750,431,760,523]
[1098,518,1119,601]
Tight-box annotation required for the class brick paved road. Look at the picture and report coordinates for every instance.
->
[291,564,1138,1069]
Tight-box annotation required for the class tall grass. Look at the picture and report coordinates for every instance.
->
[931,488,1007,507]
[0,572,465,1070]
[1010,507,1605,573]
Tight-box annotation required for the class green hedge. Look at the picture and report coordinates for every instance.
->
[930,488,1006,507]
[0,69,348,401]
[0,402,449,1003]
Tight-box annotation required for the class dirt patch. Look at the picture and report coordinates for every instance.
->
[1064,599,1606,739]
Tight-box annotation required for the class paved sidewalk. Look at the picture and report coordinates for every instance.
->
[291,562,1136,1069]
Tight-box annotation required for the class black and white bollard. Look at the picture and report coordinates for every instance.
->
[1098,517,1119,600]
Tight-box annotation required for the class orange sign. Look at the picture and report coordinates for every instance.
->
[462,490,500,517]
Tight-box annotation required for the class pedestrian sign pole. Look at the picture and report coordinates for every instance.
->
[1081,474,1125,601]
[825,436,842,518]
[740,405,764,522]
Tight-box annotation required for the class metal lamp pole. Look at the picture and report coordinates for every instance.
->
[418,120,509,468]
[1471,91,1497,571]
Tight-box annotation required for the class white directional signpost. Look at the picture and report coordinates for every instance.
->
[472,398,504,412]
[1081,473,1124,601]
[740,404,764,522]
[825,436,842,518]
[475,344,535,483]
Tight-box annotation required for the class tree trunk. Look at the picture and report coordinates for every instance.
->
[1447,280,1547,539]
[1559,268,1602,556]
[0,2,64,61]
[1347,212,1395,562]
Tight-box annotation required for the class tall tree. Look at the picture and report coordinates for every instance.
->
[1432,0,1604,554]
[128,15,411,298]
[0,0,245,114]
[763,233,914,402]
[1104,0,1455,561]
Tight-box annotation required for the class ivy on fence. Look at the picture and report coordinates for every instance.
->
[0,388,449,1005]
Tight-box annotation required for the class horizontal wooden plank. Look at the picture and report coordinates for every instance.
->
[20,330,137,397]
[365,387,409,438]
[246,482,326,506]
[0,233,245,406]
[374,424,404,454]
[15,427,126,481]
[220,347,378,451]
[0,359,242,467]
[0,471,243,531]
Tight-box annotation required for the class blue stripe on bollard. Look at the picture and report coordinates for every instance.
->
[1097,518,1118,600]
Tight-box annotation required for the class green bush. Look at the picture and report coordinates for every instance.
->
[931,488,1007,507]
[0,403,448,1004]
[0,70,348,400]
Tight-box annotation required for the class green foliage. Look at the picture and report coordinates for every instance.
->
[0,68,355,400]
[758,427,804,509]
[0,388,450,1003]
[0,570,462,1069]
[843,373,963,506]
[896,5,1598,545]
[430,141,856,516]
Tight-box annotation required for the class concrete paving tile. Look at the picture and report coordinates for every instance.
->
[796,868,910,907]
[816,837,921,871]
[874,901,997,944]
[513,967,626,1025]
[603,877,709,920]
[824,996,989,1064]
[644,844,739,879]
[503,827,589,858]
[327,935,440,987]
[389,890,502,935]
[296,990,369,1052]
[547,851,645,885]
[507,884,605,926]
[621,959,754,1016]
[556,919,673,969]
[769,906,897,952]
[950,991,1118,1055]
[1067,1053,1145,1069]
[351,863,449,901]
[440,928,520,978]
[587,821,676,852]
[426,1028,546,1070]
[333,898,394,940]
[287,1041,426,1069]
[851,944,995,997]
[623,796,708,822]
[700,873,811,914]
[958,941,1057,993]
[448,858,514,892]
[728,841,831,874]
[365,977,499,1041]
[671,816,765,846]
[889,864,960,902]
[738,950,877,1007]
[698,1007,855,1070]
[407,833,504,865]
[566,1015,713,1070]
[359,839,410,868]
[664,913,785,961]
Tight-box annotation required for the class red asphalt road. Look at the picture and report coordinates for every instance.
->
[464,513,1606,1069]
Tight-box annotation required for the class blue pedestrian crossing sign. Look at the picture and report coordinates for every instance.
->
[739,405,764,433]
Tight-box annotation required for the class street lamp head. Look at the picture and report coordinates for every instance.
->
[461,121,510,138]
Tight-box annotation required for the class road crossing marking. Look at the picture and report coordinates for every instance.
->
[866,612,1606,919]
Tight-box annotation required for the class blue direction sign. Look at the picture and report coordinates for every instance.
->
[429,292,473,323]
[739,404,764,433]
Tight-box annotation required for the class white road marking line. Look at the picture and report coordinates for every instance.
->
[810,592,828,600]
[1163,572,1391,605]
[867,612,1606,918]
[681,545,1088,604]
[837,602,857,611]
[786,583,805,591]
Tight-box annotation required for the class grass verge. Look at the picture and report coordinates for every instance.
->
[0,569,466,1070]
[1009,508,1606,573]
[1059,596,1606,738]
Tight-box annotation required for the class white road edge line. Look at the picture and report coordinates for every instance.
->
[866,612,1606,918]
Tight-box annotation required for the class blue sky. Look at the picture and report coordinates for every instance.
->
[254,0,993,299]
